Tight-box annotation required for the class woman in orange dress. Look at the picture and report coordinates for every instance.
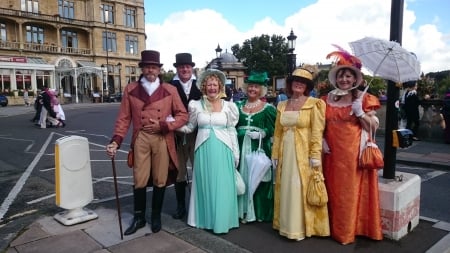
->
[321,48,383,245]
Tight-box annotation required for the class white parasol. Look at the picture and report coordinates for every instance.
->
[245,133,272,196]
[349,37,421,83]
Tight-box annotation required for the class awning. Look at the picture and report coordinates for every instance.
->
[77,61,98,68]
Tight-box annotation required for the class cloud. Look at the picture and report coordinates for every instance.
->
[146,0,450,74]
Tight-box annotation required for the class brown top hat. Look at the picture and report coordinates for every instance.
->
[173,53,195,67]
[139,50,163,67]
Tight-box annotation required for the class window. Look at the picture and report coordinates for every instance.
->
[103,31,117,52]
[125,66,140,83]
[21,0,39,13]
[26,26,44,43]
[0,23,6,41]
[101,4,114,24]
[16,70,32,90]
[123,7,136,28]
[36,71,51,90]
[125,35,138,55]
[61,30,78,48]
[58,0,74,19]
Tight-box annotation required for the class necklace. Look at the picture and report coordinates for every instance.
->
[244,100,261,109]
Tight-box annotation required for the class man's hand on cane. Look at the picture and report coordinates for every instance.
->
[106,142,118,158]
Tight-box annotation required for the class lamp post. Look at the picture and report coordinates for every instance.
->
[215,44,222,70]
[100,64,107,103]
[104,10,110,98]
[287,29,297,76]
[117,62,122,100]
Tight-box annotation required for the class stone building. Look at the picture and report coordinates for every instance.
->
[0,0,145,103]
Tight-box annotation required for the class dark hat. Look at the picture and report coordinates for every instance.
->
[139,50,163,67]
[173,53,195,67]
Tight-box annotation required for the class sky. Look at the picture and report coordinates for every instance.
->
[144,0,450,75]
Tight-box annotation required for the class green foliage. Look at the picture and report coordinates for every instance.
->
[231,34,289,78]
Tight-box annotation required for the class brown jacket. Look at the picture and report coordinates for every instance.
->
[110,77,188,170]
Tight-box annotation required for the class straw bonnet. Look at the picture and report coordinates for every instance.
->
[197,69,227,94]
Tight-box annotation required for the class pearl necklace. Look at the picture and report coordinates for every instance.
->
[244,100,261,109]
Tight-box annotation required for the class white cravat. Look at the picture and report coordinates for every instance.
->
[173,74,196,96]
[142,77,160,96]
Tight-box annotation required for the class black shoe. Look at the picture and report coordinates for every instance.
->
[172,206,186,220]
[123,216,146,235]
[151,214,162,233]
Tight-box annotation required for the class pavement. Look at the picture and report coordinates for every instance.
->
[1,103,450,253]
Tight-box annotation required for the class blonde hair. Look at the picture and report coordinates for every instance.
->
[200,74,224,95]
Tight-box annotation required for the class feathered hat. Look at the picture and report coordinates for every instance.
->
[326,45,363,95]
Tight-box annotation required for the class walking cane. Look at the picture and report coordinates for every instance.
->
[111,157,124,240]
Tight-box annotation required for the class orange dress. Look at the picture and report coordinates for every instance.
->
[322,93,383,244]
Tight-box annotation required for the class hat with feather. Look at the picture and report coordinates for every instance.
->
[326,45,363,96]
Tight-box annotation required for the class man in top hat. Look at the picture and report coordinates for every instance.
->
[169,53,202,220]
[106,50,188,235]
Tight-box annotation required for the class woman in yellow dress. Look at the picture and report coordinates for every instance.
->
[271,67,330,241]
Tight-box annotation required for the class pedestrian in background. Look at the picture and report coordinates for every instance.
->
[170,53,202,220]
[106,50,188,235]
[235,71,276,223]
[401,81,421,141]
[271,67,329,241]
[322,49,382,245]
[23,89,30,106]
[441,88,450,144]
[177,69,240,234]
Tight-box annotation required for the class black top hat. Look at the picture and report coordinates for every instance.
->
[139,50,163,67]
[173,53,195,67]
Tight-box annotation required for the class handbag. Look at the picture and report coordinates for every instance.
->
[360,118,384,170]
[127,149,134,168]
[306,168,328,207]
[235,169,245,195]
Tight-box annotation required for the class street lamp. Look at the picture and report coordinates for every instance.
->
[117,62,122,99]
[287,29,297,76]
[104,9,110,96]
[215,44,222,70]
[100,64,107,103]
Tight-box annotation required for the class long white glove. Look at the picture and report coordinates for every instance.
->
[322,138,331,154]
[310,158,321,168]
[351,98,365,117]
[272,159,278,169]
[246,130,266,139]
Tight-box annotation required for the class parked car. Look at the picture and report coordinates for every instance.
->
[0,94,8,107]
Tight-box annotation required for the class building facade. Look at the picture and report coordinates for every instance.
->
[0,0,145,103]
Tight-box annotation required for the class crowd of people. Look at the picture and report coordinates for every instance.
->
[105,48,448,245]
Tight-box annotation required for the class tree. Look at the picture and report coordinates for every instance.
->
[231,34,289,78]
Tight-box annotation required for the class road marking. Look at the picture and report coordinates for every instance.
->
[0,132,55,221]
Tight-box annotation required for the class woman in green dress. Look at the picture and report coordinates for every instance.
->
[235,71,276,223]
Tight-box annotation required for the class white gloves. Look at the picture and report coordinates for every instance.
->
[246,130,266,139]
[322,138,331,154]
[351,98,365,117]
[310,158,321,168]
[272,159,278,169]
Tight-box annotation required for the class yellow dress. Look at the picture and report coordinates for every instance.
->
[272,98,330,239]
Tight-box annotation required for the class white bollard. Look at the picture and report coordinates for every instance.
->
[379,171,421,240]
[54,135,98,225]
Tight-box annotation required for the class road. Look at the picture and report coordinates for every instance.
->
[0,103,448,251]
